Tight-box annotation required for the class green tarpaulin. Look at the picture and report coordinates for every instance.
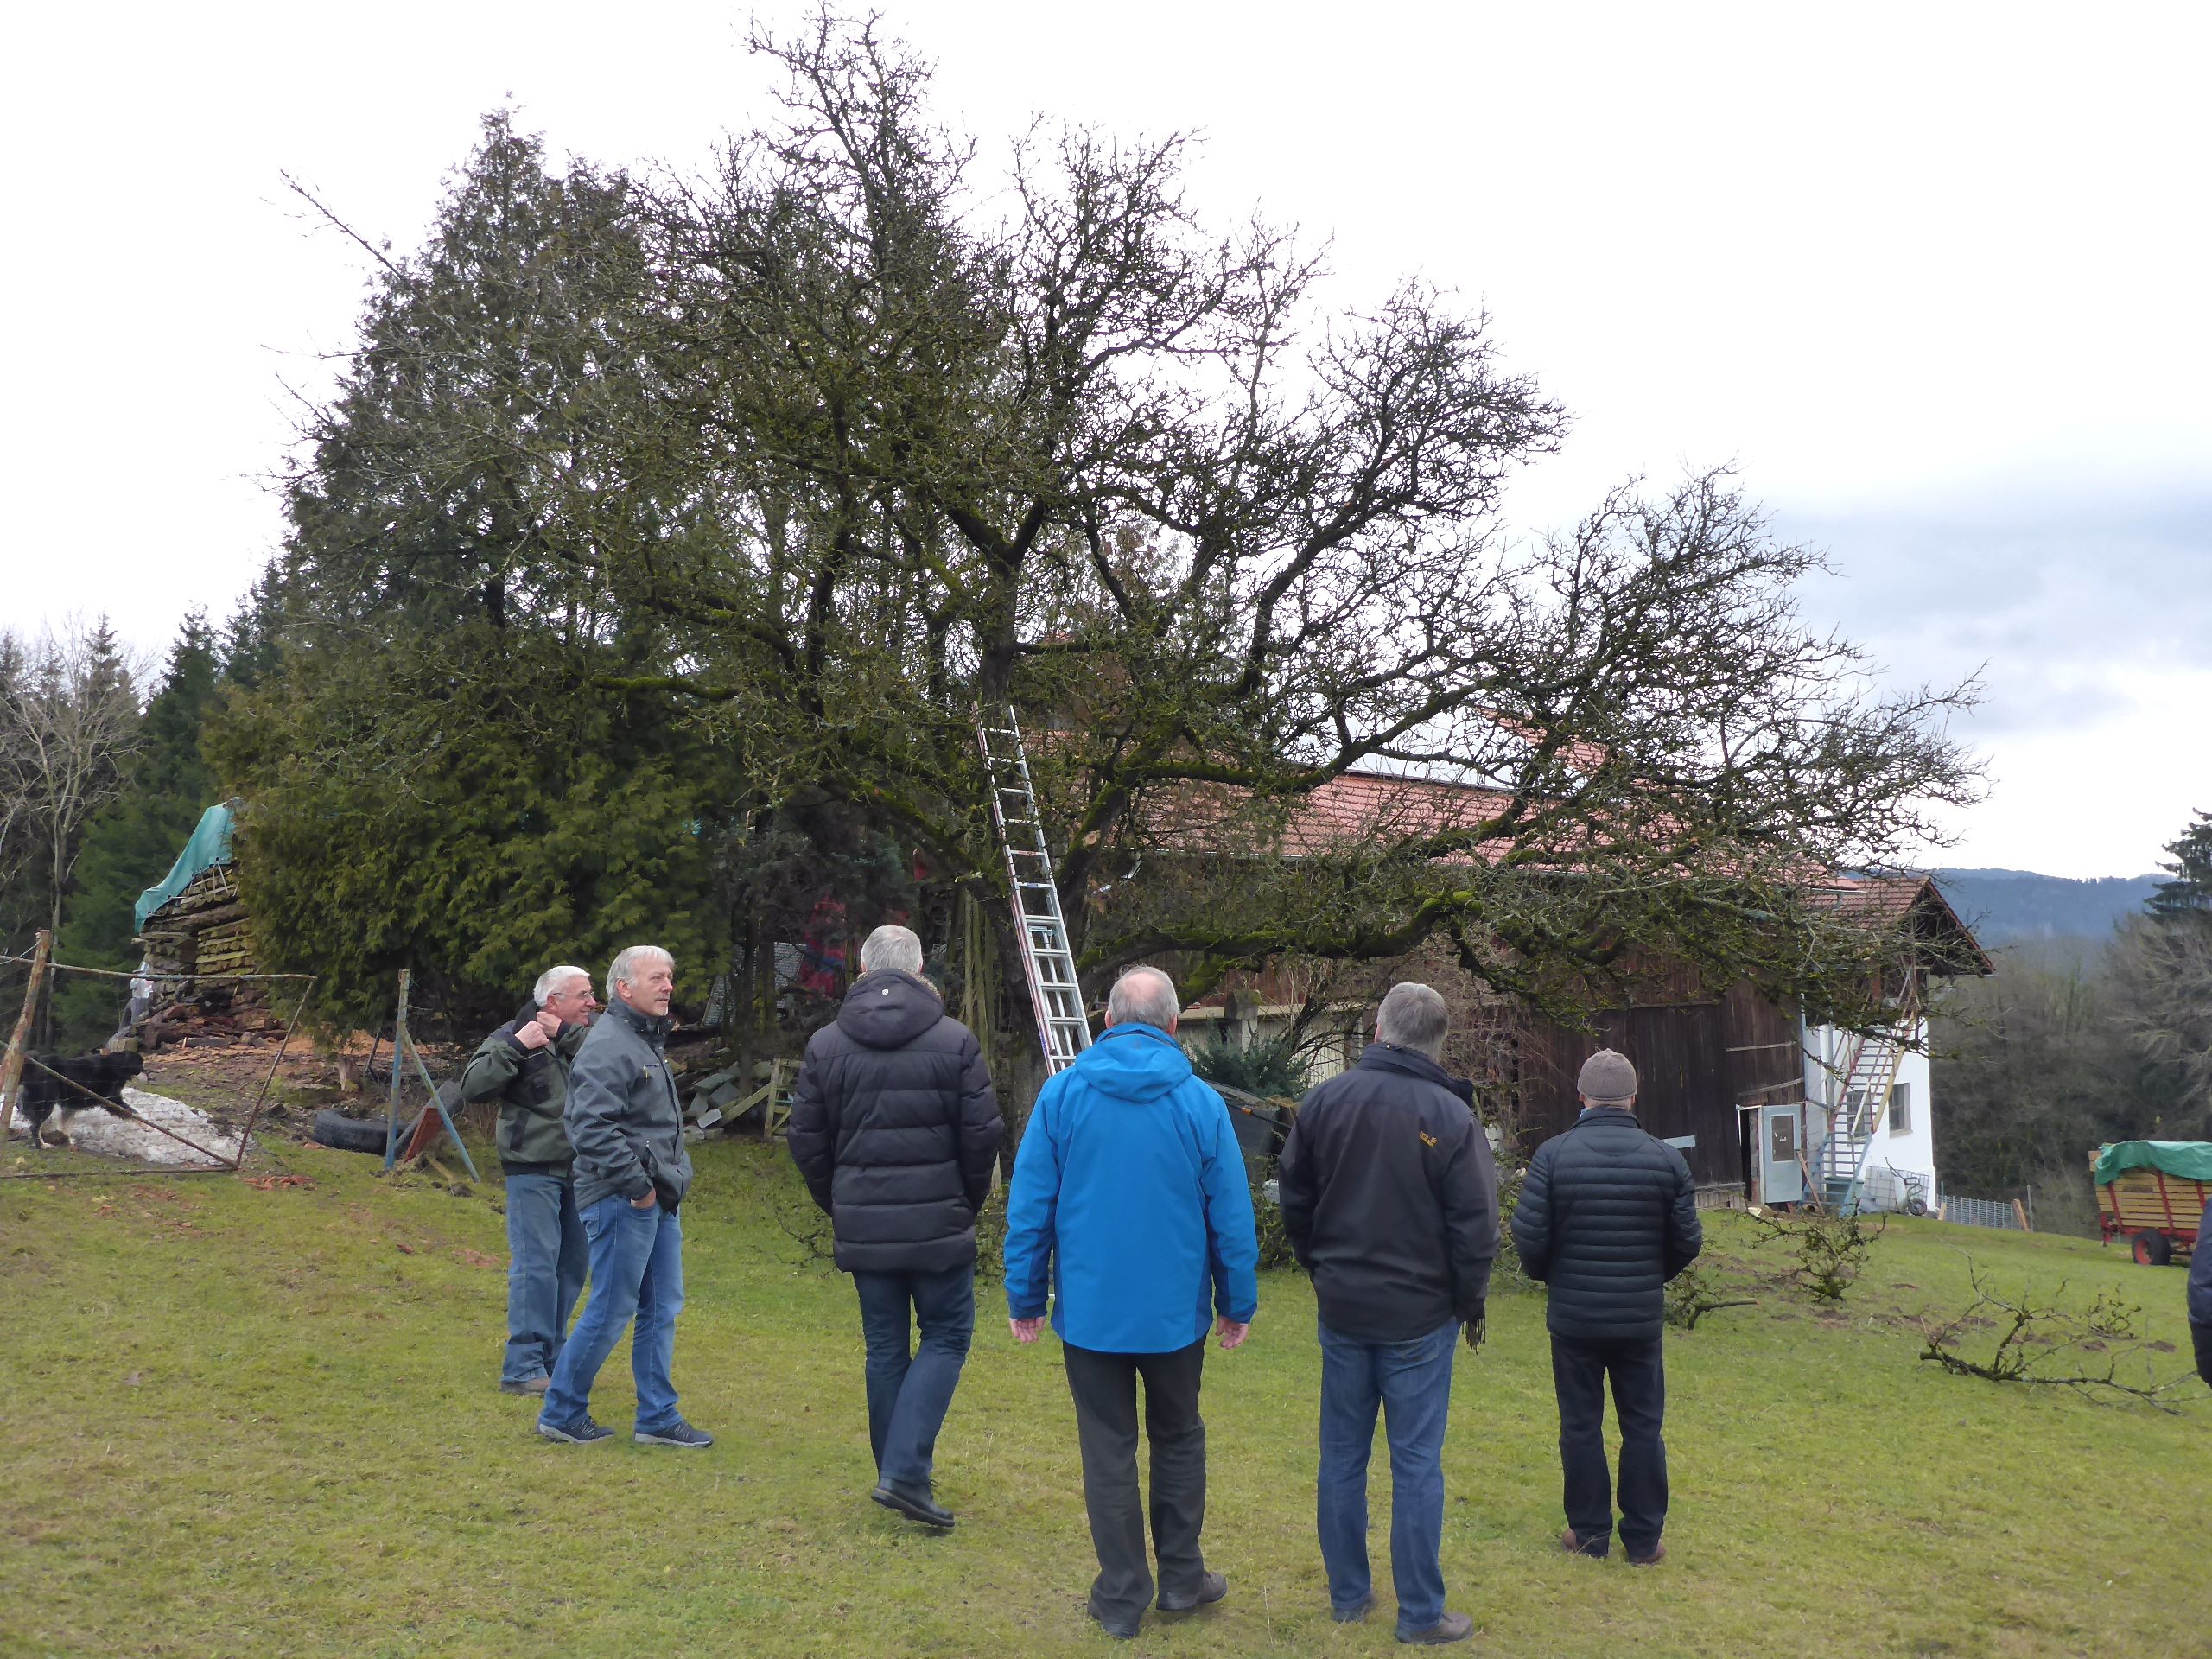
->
[2093,1141,2212,1185]
[135,804,235,930]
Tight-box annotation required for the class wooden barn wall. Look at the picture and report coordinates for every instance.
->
[1510,988,1802,1192]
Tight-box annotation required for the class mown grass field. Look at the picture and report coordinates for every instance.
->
[3,1135,2204,1659]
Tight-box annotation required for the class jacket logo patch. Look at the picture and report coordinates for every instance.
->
[1420,1130,1438,1148]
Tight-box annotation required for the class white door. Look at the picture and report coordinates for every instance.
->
[1760,1103,1804,1204]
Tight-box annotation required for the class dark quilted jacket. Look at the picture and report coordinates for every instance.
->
[787,970,1003,1274]
[2190,1200,2212,1327]
[1510,1107,1702,1341]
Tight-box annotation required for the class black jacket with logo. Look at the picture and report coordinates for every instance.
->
[1277,1044,1499,1342]
[1510,1106,1703,1342]
[786,970,1002,1274]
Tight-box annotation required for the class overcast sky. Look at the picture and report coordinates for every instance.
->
[6,2,2204,879]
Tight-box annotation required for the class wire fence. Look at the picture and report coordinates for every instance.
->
[1937,1188,2033,1231]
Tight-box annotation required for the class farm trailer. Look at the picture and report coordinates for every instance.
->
[2092,1141,2211,1267]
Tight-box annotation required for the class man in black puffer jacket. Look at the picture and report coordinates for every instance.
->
[1511,1049,1700,1566]
[788,925,1001,1529]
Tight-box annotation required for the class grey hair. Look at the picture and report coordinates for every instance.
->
[1376,982,1449,1060]
[532,964,592,1005]
[606,944,674,1003]
[858,925,924,976]
[1106,965,1180,1031]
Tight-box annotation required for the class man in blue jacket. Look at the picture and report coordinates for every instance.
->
[1510,1049,1700,1565]
[1004,966,1261,1642]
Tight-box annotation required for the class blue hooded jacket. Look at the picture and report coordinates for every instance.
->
[1003,1023,1261,1353]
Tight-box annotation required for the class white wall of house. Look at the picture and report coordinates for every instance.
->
[1802,1016,1940,1209]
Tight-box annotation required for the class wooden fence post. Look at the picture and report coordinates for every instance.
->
[0,930,54,1145]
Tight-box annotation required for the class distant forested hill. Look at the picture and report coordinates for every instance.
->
[1931,868,2162,947]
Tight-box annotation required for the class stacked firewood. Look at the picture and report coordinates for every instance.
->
[136,866,282,1046]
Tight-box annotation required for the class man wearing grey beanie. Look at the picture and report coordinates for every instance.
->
[1510,1049,1700,1565]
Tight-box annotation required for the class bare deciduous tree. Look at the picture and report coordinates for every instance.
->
[0,618,147,961]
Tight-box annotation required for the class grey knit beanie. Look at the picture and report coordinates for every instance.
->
[1577,1048,1637,1104]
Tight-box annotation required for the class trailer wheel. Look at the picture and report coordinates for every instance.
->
[2131,1230,2173,1268]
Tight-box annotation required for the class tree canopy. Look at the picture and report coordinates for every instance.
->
[214,16,1981,1046]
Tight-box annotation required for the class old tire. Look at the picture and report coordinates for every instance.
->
[2131,1230,2173,1267]
[311,1109,415,1156]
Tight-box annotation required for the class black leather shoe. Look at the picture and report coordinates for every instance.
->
[1085,1599,1140,1640]
[1157,1570,1227,1613]
[870,1482,956,1530]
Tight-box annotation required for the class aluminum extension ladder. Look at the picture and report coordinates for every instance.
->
[977,708,1094,1075]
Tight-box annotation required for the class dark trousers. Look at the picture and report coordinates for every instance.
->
[852,1264,976,1493]
[2193,1321,2212,1389]
[1062,1338,1209,1624]
[1550,1333,1668,1559]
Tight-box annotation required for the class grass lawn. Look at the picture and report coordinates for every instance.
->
[3,1136,2204,1659]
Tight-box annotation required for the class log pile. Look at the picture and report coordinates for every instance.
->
[136,865,282,1046]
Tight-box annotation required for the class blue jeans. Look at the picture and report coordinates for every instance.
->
[539,1195,684,1433]
[852,1265,976,1491]
[502,1173,588,1386]
[1316,1317,1459,1637]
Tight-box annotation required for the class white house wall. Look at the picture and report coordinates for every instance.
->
[1802,1016,1940,1210]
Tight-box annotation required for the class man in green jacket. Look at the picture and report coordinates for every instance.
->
[461,964,600,1395]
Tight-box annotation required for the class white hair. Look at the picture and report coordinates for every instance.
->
[606,945,674,1003]
[1106,966,1179,1030]
[532,964,592,1005]
[1376,982,1449,1061]
[858,925,924,976]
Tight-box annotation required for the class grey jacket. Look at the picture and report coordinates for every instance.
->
[460,1001,589,1176]
[565,996,694,1214]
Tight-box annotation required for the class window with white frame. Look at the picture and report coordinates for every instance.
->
[1889,1081,1912,1135]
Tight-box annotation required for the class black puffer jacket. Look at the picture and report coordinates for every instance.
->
[1510,1106,1702,1342]
[787,970,1002,1274]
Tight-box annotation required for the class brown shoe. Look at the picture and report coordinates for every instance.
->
[1560,1527,1606,1558]
[1627,1541,1667,1567]
[499,1376,551,1396]
[1398,1611,1474,1645]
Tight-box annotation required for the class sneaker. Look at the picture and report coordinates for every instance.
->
[634,1418,715,1449]
[537,1414,613,1445]
[499,1376,550,1396]
[1157,1571,1227,1613]
[1333,1594,1376,1624]
[1399,1611,1475,1645]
